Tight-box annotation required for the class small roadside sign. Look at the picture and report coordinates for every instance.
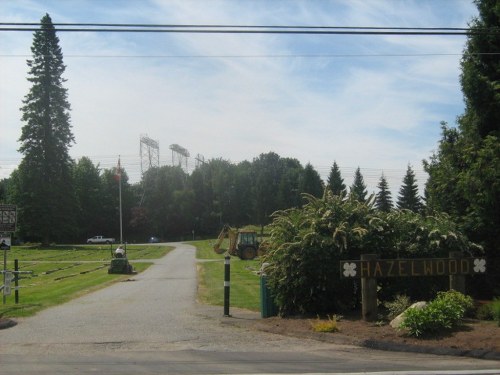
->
[0,236,10,250]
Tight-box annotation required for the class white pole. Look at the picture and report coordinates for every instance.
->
[118,155,123,244]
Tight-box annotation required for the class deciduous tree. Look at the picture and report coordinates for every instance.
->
[299,163,324,199]
[424,0,499,295]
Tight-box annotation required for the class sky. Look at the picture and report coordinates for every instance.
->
[0,0,478,197]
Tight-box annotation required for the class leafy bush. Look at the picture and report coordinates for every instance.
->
[263,190,478,316]
[491,298,500,326]
[435,290,474,315]
[384,294,411,320]
[400,290,473,337]
[475,302,493,320]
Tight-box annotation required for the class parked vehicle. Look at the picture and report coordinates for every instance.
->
[213,225,266,260]
[87,235,115,244]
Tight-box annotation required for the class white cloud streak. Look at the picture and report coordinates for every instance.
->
[0,0,478,197]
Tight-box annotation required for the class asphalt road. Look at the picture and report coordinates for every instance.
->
[0,243,499,375]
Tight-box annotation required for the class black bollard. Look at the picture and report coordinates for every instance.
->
[223,255,231,317]
[14,259,19,304]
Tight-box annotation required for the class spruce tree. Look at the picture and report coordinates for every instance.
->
[397,165,422,212]
[17,14,76,244]
[327,161,347,196]
[375,174,393,212]
[349,167,367,203]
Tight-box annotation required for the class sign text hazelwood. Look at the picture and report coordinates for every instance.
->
[340,257,486,278]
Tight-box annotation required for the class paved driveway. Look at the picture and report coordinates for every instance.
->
[0,243,499,374]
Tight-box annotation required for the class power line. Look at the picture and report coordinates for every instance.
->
[0,22,497,36]
[0,22,474,30]
[4,52,500,59]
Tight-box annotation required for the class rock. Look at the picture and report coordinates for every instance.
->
[390,301,427,329]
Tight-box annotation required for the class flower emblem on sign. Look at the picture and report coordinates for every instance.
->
[473,258,486,273]
[343,262,357,277]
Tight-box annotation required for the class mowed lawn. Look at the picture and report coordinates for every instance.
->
[1,241,264,319]
[192,240,262,311]
[0,244,173,318]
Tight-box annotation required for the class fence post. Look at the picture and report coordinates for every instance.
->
[223,255,231,317]
[361,254,378,322]
[449,251,466,293]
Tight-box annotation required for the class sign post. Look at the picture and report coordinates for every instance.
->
[360,254,378,321]
[0,204,16,304]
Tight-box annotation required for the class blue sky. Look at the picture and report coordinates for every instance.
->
[0,0,477,196]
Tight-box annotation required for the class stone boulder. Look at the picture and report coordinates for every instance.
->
[390,301,427,329]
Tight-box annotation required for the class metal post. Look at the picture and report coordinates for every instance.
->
[223,255,231,317]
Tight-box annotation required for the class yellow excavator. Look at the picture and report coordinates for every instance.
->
[213,225,264,260]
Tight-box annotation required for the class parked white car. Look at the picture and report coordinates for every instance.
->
[87,235,115,244]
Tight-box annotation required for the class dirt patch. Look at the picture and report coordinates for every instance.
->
[249,314,500,358]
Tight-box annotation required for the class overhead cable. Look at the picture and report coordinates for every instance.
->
[0,22,497,36]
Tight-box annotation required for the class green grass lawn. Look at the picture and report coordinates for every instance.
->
[0,245,173,318]
[1,241,263,318]
[190,239,262,311]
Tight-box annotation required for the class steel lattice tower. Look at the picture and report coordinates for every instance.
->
[140,135,160,176]
[169,144,190,172]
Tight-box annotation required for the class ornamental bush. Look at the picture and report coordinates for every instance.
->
[263,190,478,316]
[400,290,473,337]
[492,298,500,327]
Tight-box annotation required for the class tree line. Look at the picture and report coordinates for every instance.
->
[1,151,422,244]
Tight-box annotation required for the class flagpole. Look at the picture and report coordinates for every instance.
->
[118,155,123,245]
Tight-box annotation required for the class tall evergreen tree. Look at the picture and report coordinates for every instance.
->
[17,14,76,243]
[375,174,393,212]
[397,165,422,212]
[424,0,500,296]
[327,161,347,196]
[349,167,367,203]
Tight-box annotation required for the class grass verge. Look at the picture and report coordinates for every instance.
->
[190,240,261,311]
[0,245,173,318]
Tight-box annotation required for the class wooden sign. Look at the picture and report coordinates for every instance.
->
[340,257,486,278]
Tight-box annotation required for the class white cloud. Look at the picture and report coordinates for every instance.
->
[0,0,478,197]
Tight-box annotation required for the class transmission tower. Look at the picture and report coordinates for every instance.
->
[195,153,205,168]
[140,134,160,176]
[169,144,190,172]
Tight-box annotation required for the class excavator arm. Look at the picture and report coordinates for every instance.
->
[213,225,239,255]
[213,225,229,254]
